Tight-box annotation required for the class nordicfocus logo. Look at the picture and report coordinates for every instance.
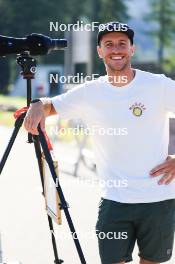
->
[96,230,128,240]
[129,102,146,117]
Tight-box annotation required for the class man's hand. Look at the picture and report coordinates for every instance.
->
[24,101,46,135]
[150,155,175,185]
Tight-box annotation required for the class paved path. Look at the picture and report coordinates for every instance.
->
[0,126,174,264]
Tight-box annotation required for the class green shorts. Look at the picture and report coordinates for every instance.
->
[96,198,175,263]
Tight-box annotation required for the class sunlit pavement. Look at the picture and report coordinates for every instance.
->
[0,126,174,264]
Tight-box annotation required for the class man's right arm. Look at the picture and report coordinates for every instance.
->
[24,97,57,135]
[24,83,87,135]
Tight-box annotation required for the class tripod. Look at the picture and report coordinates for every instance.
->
[0,52,86,264]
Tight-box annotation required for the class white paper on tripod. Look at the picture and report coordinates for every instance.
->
[45,164,57,215]
[43,156,61,225]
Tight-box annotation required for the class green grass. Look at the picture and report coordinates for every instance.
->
[0,95,26,127]
[0,112,15,127]
[0,95,26,108]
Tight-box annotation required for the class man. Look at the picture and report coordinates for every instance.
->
[24,22,175,264]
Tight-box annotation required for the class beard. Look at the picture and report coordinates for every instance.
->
[105,57,130,73]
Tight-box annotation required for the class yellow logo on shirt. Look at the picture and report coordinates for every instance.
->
[129,102,146,117]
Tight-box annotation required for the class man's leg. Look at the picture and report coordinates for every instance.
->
[112,262,125,264]
[136,200,175,264]
[96,198,136,263]
[112,258,159,264]
[112,256,159,264]
[139,258,159,264]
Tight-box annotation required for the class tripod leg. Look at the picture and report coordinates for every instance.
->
[33,136,64,264]
[38,126,86,264]
[48,216,64,264]
[33,136,44,191]
[0,114,25,174]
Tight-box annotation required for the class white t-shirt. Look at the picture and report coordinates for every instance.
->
[52,69,175,203]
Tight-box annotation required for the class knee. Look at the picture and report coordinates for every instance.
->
[112,262,125,264]
[139,258,159,264]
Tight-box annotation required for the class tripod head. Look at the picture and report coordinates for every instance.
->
[16,52,36,79]
[16,52,37,108]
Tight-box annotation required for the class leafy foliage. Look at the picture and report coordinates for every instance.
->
[0,0,129,93]
[145,0,175,65]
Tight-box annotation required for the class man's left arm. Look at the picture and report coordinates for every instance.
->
[150,76,175,184]
[150,155,175,184]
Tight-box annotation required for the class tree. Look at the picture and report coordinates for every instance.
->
[145,0,175,66]
[0,0,129,93]
[0,0,74,93]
